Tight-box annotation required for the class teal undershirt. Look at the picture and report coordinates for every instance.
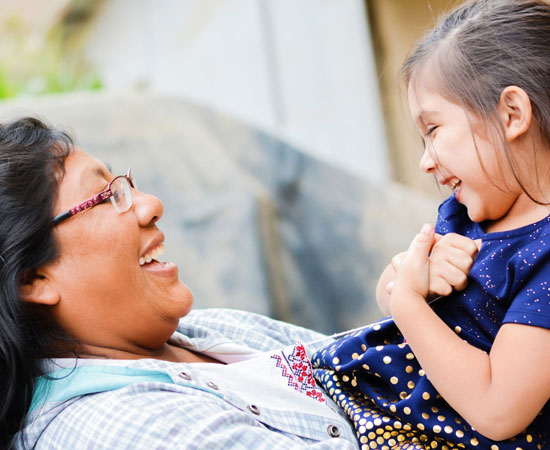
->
[30,365,175,413]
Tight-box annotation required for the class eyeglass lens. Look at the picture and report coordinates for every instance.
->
[110,177,133,213]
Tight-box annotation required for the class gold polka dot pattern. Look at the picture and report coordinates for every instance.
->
[311,317,547,449]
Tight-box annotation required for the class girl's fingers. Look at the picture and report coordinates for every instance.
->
[429,277,453,297]
[437,232,481,257]
[391,224,435,299]
[426,232,482,298]
[406,224,435,260]
[430,264,469,294]
[474,239,483,251]
[391,252,406,272]
[434,248,476,272]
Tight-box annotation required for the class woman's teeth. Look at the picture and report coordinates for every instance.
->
[139,244,165,266]
[451,180,461,191]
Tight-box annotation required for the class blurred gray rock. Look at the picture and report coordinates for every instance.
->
[0,92,439,333]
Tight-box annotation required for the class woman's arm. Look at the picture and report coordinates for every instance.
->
[390,224,550,440]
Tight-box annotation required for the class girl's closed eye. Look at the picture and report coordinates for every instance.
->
[425,125,438,137]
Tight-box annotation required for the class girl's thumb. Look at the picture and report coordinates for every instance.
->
[408,223,435,258]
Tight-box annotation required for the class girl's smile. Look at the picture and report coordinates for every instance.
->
[408,72,550,233]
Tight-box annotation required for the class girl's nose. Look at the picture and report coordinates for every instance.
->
[133,189,164,226]
[419,147,436,173]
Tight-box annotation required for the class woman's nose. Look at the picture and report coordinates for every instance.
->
[419,147,436,173]
[133,189,164,226]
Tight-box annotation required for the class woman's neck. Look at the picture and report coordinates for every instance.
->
[64,342,222,364]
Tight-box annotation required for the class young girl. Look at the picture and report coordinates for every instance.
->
[312,1,550,449]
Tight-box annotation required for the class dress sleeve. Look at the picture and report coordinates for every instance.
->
[502,237,550,329]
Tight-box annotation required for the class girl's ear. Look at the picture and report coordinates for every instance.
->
[497,86,532,142]
[19,269,60,305]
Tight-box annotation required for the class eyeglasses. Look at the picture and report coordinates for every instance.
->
[51,169,136,226]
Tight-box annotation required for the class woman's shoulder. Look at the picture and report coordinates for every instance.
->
[178,308,328,352]
[19,382,235,449]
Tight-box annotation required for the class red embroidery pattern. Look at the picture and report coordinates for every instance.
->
[271,343,326,404]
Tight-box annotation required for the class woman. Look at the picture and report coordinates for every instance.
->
[1,118,358,449]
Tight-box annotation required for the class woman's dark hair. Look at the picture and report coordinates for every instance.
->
[401,0,550,202]
[0,117,73,448]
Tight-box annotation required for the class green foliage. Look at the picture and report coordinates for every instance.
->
[0,10,103,100]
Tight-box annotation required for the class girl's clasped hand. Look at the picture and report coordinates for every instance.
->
[386,230,482,301]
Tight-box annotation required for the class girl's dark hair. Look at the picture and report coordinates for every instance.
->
[401,0,550,201]
[0,117,73,448]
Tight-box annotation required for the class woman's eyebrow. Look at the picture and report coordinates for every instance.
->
[81,166,111,192]
[93,166,111,180]
[102,161,113,173]
[75,166,108,195]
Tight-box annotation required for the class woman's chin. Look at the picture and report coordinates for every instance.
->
[169,283,195,318]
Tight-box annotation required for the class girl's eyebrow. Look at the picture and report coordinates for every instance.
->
[414,110,440,125]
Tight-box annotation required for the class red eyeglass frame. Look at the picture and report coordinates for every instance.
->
[50,169,135,226]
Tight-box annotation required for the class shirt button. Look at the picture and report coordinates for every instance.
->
[247,404,260,415]
[327,424,340,438]
[178,371,192,381]
[207,381,219,390]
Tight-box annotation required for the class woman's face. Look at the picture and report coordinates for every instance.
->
[42,149,194,355]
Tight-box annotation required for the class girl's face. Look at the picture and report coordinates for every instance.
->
[407,73,538,230]
[42,149,194,355]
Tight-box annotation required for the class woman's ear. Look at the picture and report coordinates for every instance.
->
[19,269,60,305]
[497,86,532,142]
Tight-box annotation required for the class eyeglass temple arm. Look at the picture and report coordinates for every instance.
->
[50,191,111,226]
[50,210,72,226]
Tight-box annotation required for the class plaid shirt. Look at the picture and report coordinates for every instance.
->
[18,309,359,449]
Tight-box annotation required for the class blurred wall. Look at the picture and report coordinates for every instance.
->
[79,0,389,183]
[366,0,466,194]
[1,0,469,196]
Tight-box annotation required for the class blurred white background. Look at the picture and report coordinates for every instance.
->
[0,0,389,181]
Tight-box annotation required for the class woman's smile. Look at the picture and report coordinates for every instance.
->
[44,149,194,355]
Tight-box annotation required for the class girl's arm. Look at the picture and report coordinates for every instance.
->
[375,263,396,316]
[390,224,550,441]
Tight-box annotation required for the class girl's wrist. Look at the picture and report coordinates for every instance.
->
[389,287,429,318]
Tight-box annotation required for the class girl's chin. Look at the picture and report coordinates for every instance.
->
[465,206,487,225]
[455,183,463,203]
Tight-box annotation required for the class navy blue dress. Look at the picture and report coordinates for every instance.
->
[312,194,550,450]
